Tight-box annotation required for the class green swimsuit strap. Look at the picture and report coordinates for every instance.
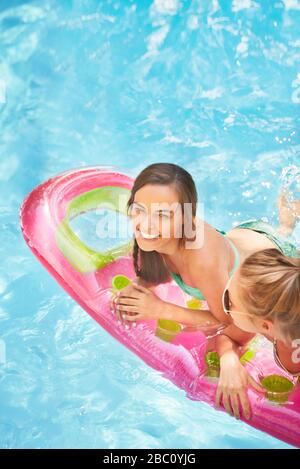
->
[217,229,240,277]
[169,231,240,300]
[225,236,240,277]
[170,273,205,300]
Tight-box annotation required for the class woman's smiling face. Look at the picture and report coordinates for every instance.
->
[129,183,184,252]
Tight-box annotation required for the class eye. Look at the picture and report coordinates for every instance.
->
[158,211,171,218]
[130,204,145,216]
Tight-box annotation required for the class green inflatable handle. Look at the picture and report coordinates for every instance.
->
[55,186,133,273]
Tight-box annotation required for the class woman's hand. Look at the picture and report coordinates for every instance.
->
[215,352,264,420]
[110,282,138,325]
[111,282,165,327]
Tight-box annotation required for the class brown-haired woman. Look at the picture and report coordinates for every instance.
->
[112,162,299,335]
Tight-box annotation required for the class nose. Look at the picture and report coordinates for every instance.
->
[139,213,159,235]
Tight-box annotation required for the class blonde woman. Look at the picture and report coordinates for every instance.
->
[216,248,300,420]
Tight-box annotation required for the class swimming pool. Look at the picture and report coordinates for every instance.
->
[0,0,299,449]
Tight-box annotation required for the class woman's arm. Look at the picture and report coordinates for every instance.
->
[219,327,300,375]
[217,325,255,354]
[159,300,221,327]
[187,256,232,325]
[115,282,222,328]
[136,276,224,327]
[215,326,264,419]
[134,278,218,326]
[115,252,231,328]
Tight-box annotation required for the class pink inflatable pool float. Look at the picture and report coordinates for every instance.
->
[20,166,300,448]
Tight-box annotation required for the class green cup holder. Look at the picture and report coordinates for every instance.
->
[260,374,295,404]
[205,351,220,378]
[155,319,182,343]
[204,349,255,379]
[111,274,132,291]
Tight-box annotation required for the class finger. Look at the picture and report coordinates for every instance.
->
[122,311,140,329]
[231,393,240,420]
[113,296,123,322]
[238,390,251,420]
[117,298,139,307]
[215,387,222,408]
[112,291,120,304]
[222,393,233,416]
[117,303,139,328]
[117,305,139,314]
[116,305,123,323]
[249,376,265,393]
[110,295,119,319]
[118,291,140,300]
[122,314,140,322]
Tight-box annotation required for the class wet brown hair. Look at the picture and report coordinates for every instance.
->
[239,248,300,340]
[127,163,198,285]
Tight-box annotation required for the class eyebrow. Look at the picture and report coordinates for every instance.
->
[133,202,172,214]
[131,202,148,211]
[132,202,145,208]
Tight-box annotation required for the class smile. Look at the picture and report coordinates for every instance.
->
[139,230,160,240]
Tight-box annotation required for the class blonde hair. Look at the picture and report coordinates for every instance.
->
[239,248,300,340]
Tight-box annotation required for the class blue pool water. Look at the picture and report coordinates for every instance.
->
[1,0,300,449]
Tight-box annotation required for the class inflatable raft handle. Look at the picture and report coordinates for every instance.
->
[56,186,133,273]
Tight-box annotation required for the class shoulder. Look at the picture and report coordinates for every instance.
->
[184,252,227,294]
[185,224,227,272]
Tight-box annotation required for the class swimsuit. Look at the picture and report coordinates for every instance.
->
[167,220,299,301]
[168,230,240,301]
[234,219,299,259]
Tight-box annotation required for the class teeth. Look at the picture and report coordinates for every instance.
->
[140,230,160,239]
